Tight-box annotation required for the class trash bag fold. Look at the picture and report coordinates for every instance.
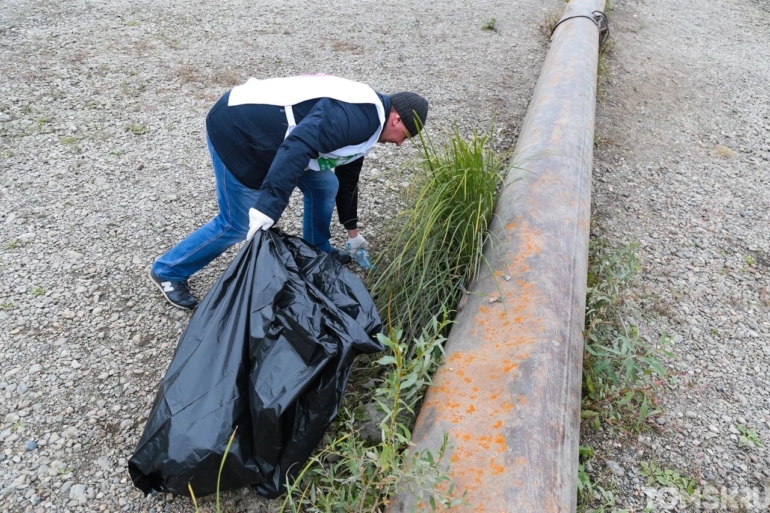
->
[128,229,383,498]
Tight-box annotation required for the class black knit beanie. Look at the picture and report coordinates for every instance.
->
[390,92,429,137]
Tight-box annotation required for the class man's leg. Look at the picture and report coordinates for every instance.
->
[150,138,258,306]
[296,170,339,253]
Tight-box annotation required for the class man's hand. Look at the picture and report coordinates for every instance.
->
[246,208,275,241]
[347,233,368,254]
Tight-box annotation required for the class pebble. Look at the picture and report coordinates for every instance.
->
[69,483,87,502]
[61,427,78,439]
[24,440,38,451]
[97,455,111,471]
[606,460,625,477]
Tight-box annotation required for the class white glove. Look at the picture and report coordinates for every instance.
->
[347,234,368,254]
[246,208,275,241]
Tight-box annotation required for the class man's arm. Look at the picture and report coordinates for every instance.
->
[252,99,380,223]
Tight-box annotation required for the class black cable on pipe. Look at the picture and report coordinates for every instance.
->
[551,10,610,46]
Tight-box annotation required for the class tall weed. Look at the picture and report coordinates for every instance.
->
[368,128,505,341]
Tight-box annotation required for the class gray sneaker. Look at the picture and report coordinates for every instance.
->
[148,269,198,310]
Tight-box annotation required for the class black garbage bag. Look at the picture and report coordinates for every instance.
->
[128,229,383,498]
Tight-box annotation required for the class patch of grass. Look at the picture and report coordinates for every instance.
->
[177,65,200,84]
[60,136,82,153]
[581,241,668,431]
[577,445,595,504]
[160,34,182,50]
[282,319,464,512]
[639,461,697,496]
[537,8,562,40]
[596,37,616,99]
[481,17,497,31]
[367,127,505,343]
[0,300,12,310]
[126,20,139,27]
[736,424,762,449]
[3,239,22,250]
[212,69,241,88]
[128,123,148,135]
[30,286,45,297]
[593,133,614,148]
[744,254,756,266]
[330,40,362,53]
[0,150,13,158]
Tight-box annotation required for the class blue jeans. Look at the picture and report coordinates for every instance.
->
[152,138,339,282]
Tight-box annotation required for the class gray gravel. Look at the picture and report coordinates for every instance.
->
[588,0,770,509]
[0,0,549,511]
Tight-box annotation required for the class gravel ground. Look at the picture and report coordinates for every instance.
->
[587,0,770,509]
[0,0,550,511]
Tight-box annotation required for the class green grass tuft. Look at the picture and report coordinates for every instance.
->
[367,128,505,343]
[581,241,668,432]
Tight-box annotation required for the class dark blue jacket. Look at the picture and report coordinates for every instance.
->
[206,92,391,230]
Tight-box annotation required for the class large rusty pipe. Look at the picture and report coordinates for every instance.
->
[388,1,604,511]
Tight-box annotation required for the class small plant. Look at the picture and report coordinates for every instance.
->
[160,34,182,50]
[3,239,21,250]
[537,9,562,39]
[188,427,237,513]
[30,286,45,297]
[126,20,139,27]
[60,136,82,152]
[736,424,762,449]
[577,445,595,503]
[129,123,148,135]
[282,319,465,512]
[639,461,697,496]
[0,300,12,310]
[481,17,497,31]
[744,254,756,266]
[0,150,13,158]
[212,69,241,88]
[581,241,668,431]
